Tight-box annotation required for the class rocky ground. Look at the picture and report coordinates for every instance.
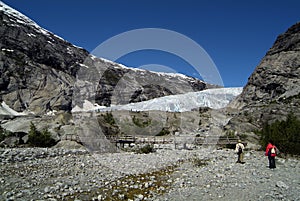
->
[0,145,299,201]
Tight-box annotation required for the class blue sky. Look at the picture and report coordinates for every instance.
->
[2,0,300,87]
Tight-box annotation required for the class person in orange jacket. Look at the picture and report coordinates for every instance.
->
[265,140,277,169]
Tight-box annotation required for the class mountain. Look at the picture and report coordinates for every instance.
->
[2,1,299,150]
[0,2,208,115]
[227,22,300,132]
[0,2,218,149]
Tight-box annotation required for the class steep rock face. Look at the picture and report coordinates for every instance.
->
[0,2,208,115]
[228,22,300,129]
[233,22,300,108]
[0,3,88,113]
[94,64,206,106]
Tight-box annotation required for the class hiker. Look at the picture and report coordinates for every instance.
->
[235,139,245,164]
[265,140,277,169]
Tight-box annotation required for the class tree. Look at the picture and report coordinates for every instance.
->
[28,122,56,147]
[258,113,300,155]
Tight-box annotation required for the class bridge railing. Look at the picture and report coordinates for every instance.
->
[61,134,82,144]
[61,134,240,149]
[194,136,239,145]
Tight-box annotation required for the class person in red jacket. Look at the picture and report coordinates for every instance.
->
[265,140,277,169]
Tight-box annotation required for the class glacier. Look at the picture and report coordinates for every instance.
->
[73,87,243,113]
[0,102,28,116]
[1,87,243,115]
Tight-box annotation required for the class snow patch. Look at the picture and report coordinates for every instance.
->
[26,33,36,37]
[47,41,54,45]
[72,100,107,113]
[0,1,84,50]
[0,102,27,116]
[95,56,204,84]
[67,47,73,55]
[1,48,14,52]
[46,110,58,116]
[78,63,89,69]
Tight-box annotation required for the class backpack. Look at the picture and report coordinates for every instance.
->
[270,147,276,154]
[238,146,243,154]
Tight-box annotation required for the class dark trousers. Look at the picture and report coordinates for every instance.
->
[268,156,276,168]
[237,152,244,163]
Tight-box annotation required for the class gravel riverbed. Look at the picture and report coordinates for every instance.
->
[1,146,299,201]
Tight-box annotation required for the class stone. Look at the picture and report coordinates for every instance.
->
[136,194,144,200]
[0,136,19,147]
[44,186,50,193]
[276,181,289,189]
[97,194,103,200]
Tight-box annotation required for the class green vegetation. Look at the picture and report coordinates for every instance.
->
[279,93,300,104]
[156,127,170,136]
[225,130,235,138]
[224,131,236,149]
[189,157,209,167]
[257,113,300,155]
[0,127,14,142]
[28,122,56,147]
[102,69,121,85]
[132,115,151,128]
[102,112,116,125]
[66,164,177,201]
[135,144,156,154]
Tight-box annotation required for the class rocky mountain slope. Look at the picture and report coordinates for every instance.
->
[227,22,300,133]
[0,2,208,115]
[0,2,90,114]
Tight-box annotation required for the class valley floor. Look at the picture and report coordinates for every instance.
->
[0,146,299,201]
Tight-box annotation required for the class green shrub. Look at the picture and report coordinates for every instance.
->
[103,112,116,125]
[132,115,151,128]
[257,113,300,155]
[156,128,170,136]
[135,144,155,154]
[225,144,236,149]
[190,157,209,167]
[0,127,14,142]
[28,122,56,147]
[223,130,238,149]
[225,130,235,138]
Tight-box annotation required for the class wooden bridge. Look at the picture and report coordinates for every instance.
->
[61,134,83,144]
[113,135,240,148]
[61,134,241,148]
[111,135,171,148]
[194,136,240,145]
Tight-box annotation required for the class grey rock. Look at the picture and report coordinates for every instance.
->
[276,181,289,189]
[136,194,144,200]
[0,136,19,147]
[53,140,85,150]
